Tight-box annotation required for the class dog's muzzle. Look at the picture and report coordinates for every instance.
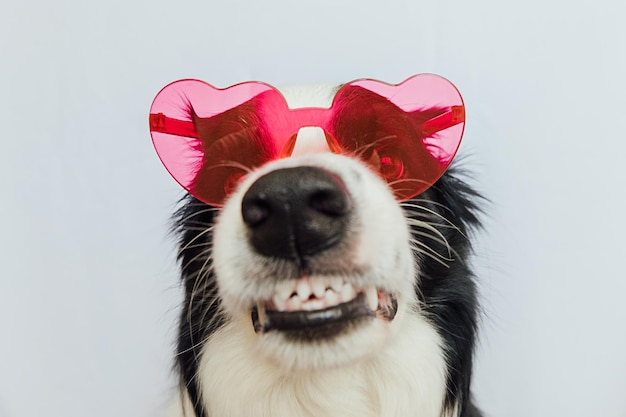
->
[242,166,398,338]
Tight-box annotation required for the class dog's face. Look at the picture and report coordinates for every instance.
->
[213,149,417,370]
[156,78,483,417]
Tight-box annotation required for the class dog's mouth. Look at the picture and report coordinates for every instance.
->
[251,277,398,338]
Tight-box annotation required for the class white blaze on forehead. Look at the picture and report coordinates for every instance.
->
[279,83,337,108]
[292,127,330,156]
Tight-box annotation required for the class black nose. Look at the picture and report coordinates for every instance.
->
[241,166,352,261]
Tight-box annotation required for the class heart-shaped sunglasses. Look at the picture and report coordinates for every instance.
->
[149,73,465,206]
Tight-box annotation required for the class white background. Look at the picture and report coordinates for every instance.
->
[1,1,625,416]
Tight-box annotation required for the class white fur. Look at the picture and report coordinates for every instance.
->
[193,312,447,417]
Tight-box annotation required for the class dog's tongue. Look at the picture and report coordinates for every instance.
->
[252,293,373,333]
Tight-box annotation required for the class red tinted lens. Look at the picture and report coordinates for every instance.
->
[149,80,286,206]
[332,74,465,200]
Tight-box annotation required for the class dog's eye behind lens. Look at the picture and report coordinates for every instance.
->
[378,152,405,182]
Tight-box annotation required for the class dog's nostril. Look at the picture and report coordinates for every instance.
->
[309,189,351,216]
[241,198,270,227]
[241,166,352,260]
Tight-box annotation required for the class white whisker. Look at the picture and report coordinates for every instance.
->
[178,206,220,223]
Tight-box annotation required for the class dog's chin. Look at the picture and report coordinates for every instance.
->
[250,308,400,371]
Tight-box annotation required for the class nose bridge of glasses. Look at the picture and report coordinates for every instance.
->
[288,106,331,129]
[275,106,337,157]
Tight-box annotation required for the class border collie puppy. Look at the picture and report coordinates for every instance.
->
[150,75,484,417]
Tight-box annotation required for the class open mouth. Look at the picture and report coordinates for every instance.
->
[251,277,398,337]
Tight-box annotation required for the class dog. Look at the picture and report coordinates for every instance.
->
[150,75,484,417]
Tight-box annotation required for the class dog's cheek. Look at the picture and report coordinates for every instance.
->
[212,195,255,316]
[348,174,416,297]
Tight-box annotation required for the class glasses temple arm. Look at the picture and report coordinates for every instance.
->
[419,105,465,137]
[149,113,199,138]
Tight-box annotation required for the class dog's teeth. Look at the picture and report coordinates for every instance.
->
[268,279,377,314]
[256,302,266,326]
[296,279,312,301]
[277,281,295,300]
[287,295,302,311]
[325,288,339,307]
[330,277,343,292]
[311,279,326,298]
[340,283,356,302]
[302,299,324,311]
[365,286,378,311]
[272,294,287,312]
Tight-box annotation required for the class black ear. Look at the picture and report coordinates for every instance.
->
[332,83,468,201]
[190,96,272,206]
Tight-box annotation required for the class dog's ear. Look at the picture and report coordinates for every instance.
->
[332,74,465,200]
[150,80,289,206]
[188,95,275,205]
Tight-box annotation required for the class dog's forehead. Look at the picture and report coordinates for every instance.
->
[277,83,339,109]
